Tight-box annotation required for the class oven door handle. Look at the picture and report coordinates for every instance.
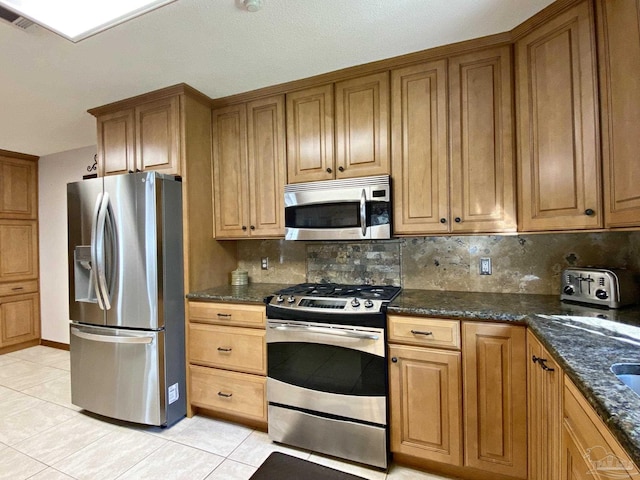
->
[268,323,379,340]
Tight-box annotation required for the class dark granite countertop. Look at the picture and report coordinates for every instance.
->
[186,283,288,305]
[187,284,640,466]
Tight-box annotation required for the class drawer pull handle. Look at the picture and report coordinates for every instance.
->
[532,355,555,372]
[217,313,232,318]
[217,392,233,398]
[11,287,24,291]
[217,347,233,352]
[411,330,433,336]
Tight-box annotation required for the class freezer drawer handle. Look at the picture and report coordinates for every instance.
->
[71,328,154,344]
[217,392,233,398]
[217,347,233,352]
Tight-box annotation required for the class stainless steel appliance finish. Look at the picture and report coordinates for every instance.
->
[561,267,638,308]
[284,175,391,241]
[265,283,400,469]
[67,172,186,427]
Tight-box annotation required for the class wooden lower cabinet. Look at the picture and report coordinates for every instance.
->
[527,332,563,480]
[189,365,267,424]
[388,344,462,465]
[562,378,639,480]
[0,292,40,348]
[462,322,527,479]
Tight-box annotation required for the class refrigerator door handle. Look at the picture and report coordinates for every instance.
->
[90,192,106,310]
[95,192,114,310]
[71,327,154,344]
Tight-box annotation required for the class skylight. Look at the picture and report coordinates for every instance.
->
[0,0,176,42]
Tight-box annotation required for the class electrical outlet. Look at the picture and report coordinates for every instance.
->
[261,257,269,270]
[480,257,492,275]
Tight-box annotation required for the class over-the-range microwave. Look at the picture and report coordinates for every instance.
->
[284,175,392,241]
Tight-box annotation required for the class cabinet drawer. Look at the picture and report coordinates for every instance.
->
[188,301,265,328]
[190,365,267,423]
[388,315,460,349]
[189,323,266,375]
[0,280,38,297]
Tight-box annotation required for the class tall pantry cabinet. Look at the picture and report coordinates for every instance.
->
[0,150,40,353]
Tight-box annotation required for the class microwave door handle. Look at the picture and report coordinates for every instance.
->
[90,192,106,310]
[360,189,367,237]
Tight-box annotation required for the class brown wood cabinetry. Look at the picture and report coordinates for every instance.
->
[0,155,37,219]
[562,377,639,480]
[0,150,40,354]
[94,95,180,176]
[515,1,601,231]
[187,301,267,427]
[527,331,563,480]
[212,95,285,239]
[391,46,515,235]
[462,322,527,479]
[596,0,640,228]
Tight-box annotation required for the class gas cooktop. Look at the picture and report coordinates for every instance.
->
[275,283,401,301]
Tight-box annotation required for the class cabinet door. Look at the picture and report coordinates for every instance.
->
[516,1,601,231]
[96,109,135,176]
[527,332,563,480]
[135,96,181,176]
[0,221,38,282]
[391,61,449,234]
[212,104,250,238]
[247,96,286,237]
[286,85,334,183]
[335,72,390,179]
[0,156,37,219]
[388,344,462,466]
[449,46,516,233]
[0,292,40,347]
[462,322,527,478]
[597,0,640,227]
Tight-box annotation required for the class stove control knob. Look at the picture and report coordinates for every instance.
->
[364,299,374,308]
[287,295,296,304]
[276,295,284,303]
[351,298,361,308]
[563,285,575,295]
[595,289,609,300]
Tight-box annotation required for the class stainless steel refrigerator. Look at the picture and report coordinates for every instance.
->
[67,171,186,426]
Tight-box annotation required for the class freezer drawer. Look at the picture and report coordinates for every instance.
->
[70,324,182,426]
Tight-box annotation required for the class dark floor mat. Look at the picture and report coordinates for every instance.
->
[249,452,367,480]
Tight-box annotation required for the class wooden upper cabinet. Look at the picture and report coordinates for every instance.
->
[96,109,135,176]
[527,331,563,480]
[212,95,286,239]
[0,155,37,220]
[449,46,516,233]
[391,60,449,235]
[597,0,640,228]
[247,96,286,237]
[0,220,38,283]
[516,1,601,231]
[212,104,249,238]
[135,96,180,175]
[335,72,390,179]
[286,84,334,183]
[462,322,527,479]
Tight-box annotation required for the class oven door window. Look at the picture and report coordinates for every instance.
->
[268,342,386,396]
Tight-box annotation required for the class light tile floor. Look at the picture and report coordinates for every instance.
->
[0,346,453,480]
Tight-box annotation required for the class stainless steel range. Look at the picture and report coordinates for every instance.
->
[265,283,401,469]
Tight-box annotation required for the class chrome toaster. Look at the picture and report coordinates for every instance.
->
[561,267,638,308]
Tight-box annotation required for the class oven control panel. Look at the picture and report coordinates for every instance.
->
[561,267,637,308]
[269,295,384,313]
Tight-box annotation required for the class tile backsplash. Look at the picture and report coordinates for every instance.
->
[236,232,640,295]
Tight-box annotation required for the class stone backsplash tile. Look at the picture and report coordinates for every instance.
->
[234,232,640,294]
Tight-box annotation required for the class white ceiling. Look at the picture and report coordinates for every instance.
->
[0,0,555,157]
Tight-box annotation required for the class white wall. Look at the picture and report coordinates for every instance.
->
[39,145,97,344]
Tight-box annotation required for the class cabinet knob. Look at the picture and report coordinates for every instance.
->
[585,208,595,216]
[454,217,461,223]
[242,226,247,231]
[440,218,447,224]
[326,167,332,174]
[250,225,255,230]
[391,357,398,363]
[338,166,345,172]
